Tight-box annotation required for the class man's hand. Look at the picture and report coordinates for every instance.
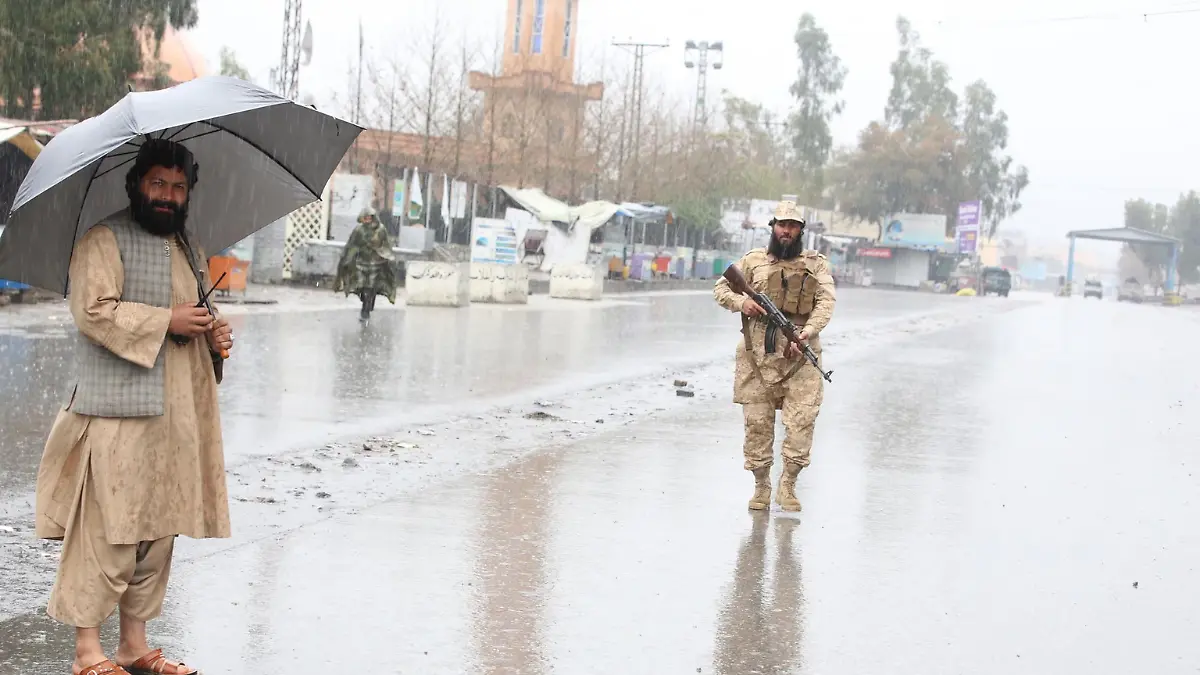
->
[784,329,810,360]
[741,296,766,317]
[169,305,212,337]
[206,315,233,355]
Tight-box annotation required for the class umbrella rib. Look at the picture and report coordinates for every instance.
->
[165,123,197,141]
[206,121,319,198]
[170,128,222,145]
[92,156,138,182]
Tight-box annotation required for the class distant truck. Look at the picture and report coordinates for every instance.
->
[980,266,1011,297]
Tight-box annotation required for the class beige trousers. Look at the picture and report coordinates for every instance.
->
[47,469,176,628]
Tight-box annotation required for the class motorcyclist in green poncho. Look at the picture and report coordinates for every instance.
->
[333,207,398,321]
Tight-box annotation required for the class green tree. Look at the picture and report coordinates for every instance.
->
[788,13,846,197]
[219,46,252,82]
[1124,198,1169,233]
[0,0,197,120]
[960,80,1029,239]
[1122,198,1172,274]
[1168,192,1200,282]
[884,17,957,132]
[828,116,964,238]
[831,17,1029,239]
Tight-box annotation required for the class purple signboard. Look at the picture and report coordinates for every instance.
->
[956,227,978,254]
[957,200,982,228]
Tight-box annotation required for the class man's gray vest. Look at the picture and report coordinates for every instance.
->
[69,210,174,418]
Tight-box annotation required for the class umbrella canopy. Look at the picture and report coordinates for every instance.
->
[0,76,361,293]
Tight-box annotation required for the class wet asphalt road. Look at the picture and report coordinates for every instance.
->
[2,291,1199,673]
[0,288,965,510]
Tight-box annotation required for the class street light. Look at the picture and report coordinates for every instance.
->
[684,40,723,130]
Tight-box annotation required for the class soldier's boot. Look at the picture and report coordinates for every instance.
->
[748,467,772,510]
[776,462,802,512]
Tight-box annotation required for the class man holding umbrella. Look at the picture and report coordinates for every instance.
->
[0,76,360,674]
[33,138,231,675]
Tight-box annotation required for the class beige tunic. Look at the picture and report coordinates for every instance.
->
[35,225,231,545]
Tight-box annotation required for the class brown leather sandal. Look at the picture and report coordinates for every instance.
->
[75,661,130,675]
[122,650,198,675]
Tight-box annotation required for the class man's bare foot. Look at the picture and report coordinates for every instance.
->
[74,626,121,675]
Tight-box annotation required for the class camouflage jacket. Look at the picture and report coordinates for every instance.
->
[713,248,837,381]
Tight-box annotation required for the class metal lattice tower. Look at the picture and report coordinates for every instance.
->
[276,0,303,99]
[685,40,723,133]
[613,39,668,202]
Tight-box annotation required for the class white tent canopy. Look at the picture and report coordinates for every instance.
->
[497,186,620,271]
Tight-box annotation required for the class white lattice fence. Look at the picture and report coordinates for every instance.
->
[282,182,332,279]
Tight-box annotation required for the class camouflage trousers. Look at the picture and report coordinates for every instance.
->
[733,345,825,471]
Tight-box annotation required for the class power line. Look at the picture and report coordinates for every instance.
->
[934,3,1200,29]
[612,39,669,201]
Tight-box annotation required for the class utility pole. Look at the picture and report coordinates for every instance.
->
[352,20,364,173]
[612,38,668,202]
[684,40,723,133]
[276,0,303,99]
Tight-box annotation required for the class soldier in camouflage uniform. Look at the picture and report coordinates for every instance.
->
[713,201,837,512]
[334,207,398,321]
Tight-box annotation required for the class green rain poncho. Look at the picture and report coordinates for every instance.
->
[333,209,398,304]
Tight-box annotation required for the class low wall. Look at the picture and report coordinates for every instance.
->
[405,261,471,307]
[549,264,604,301]
[470,263,529,304]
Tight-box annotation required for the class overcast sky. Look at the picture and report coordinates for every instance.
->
[190,0,1200,264]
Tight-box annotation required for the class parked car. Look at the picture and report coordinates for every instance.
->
[1117,278,1144,303]
[1083,278,1104,299]
[980,266,1011,297]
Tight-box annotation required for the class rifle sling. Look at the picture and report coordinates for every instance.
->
[741,314,803,387]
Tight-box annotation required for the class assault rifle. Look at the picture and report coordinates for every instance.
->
[722,264,833,383]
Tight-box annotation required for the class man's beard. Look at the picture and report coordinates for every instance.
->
[130,190,188,236]
[768,231,804,259]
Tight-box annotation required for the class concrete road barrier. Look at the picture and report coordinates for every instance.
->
[405,261,471,307]
[470,263,529,304]
[549,264,604,301]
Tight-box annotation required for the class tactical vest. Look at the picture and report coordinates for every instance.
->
[739,251,823,386]
[68,212,173,417]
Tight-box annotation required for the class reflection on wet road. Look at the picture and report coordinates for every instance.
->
[3,293,1198,673]
[0,289,968,507]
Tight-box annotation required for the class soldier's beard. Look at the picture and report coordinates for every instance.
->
[768,231,804,260]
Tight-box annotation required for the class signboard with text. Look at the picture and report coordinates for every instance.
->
[882,213,948,248]
[471,217,519,265]
[956,227,978,254]
[956,200,981,255]
[957,200,982,228]
[858,248,893,259]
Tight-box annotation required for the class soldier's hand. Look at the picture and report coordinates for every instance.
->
[741,297,766,317]
[785,341,803,359]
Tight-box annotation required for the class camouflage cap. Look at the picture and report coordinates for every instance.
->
[773,201,806,225]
